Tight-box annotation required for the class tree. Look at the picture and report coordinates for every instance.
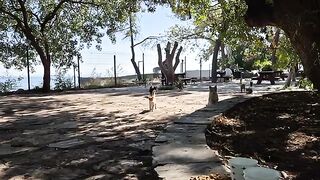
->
[244,0,320,90]
[157,41,183,85]
[276,33,300,88]
[270,28,281,69]
[128,11,143,81]
[0,0,127,92]
[164,0,256,82]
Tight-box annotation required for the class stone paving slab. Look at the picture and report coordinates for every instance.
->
[174,116,219,125]
[187,112,218,118]
[0,144,38,156]
[155,162,228,180]
[49,121,78,129]
[48,138,86,149]
[165,124,207,133]
[153,144,219,165]
[155,132,206,144]
[153,94,260,180]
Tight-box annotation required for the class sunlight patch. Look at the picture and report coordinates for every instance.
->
[286,132,318,151]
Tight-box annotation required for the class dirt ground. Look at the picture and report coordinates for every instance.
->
[0,87,210,180]
[206,91,320,180]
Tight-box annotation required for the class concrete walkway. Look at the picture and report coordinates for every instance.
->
[152,80,303,179]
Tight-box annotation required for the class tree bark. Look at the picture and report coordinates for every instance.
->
[25,32,51,92]
[42,59,51,92]
[271,28,281,70]
[211,38,222,83]
[221,42,227,67]
[173,47,183,70]
[284,66,294,88]
[129,13,142,81]
[157,42,183,85]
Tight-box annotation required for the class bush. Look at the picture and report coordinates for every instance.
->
[298,78,314,90]
[0,77,22,92]
[253,59,272,71]
[54,72,73,91]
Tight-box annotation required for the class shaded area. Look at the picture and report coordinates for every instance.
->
[153,94,254,180]
[206,91,320,179]
[0,91,183,180]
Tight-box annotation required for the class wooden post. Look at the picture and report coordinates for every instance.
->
[184,56,187,75]
[77,55,81,89]
[114,55,117,87]
[26,45,30,91]
[142,53,145,80]
[142,53,146,87]
[73,65,76,88]
[181,59,184,73]
[200,59,202,82]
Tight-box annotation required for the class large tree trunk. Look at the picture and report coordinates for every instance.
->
[245,0,320,90]
[23,30,52,92]
[211,38,222,83]
[129,13,142,81]
[271,28,281,70]
[42,59,51,92]
[157,41,183,85]
[284,66,294,88]
[221,42,227,67]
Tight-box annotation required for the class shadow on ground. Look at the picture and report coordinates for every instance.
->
[206,91,320,179]
[0,93,181,179]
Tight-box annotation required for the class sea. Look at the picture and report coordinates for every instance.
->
[0,75,75,91]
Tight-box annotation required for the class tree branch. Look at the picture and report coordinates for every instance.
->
[173,46,183,71]
[133,36,164,47]
[165,42,171,62]
[17,0,28,26]
[179,33,215,43]
[170,41,179,58]
[41,0,68,32]
[29,10,42,26]
[157,44,168,75]
[0,7,23,25]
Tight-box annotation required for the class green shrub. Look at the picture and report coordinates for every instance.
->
[0,77,22,92]
[298,78,314,90]
[253,59,272,71]
[54,72,73,91]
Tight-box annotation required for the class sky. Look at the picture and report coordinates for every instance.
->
[0,6,211,79]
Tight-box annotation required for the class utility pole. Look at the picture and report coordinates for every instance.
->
[26,44,30,91]
[181,59,184,73]
[142,53,146,87]
[114,55,117,87]
[73,65,76,88]
[142,53,145,80]
[77,55,81,89]
[184,56,187,74]
[200,59,202,82]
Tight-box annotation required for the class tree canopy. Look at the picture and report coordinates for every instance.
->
[244,0,320,89]
[1,0,319,90]
[0,0,129,91]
